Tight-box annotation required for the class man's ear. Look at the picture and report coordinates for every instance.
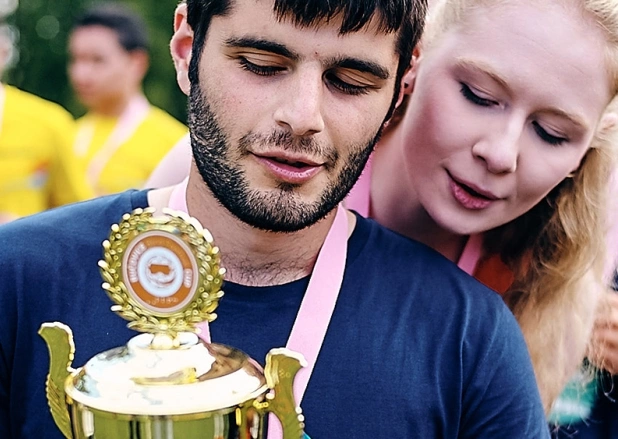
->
[174,2,187,32]
[128,50,149,84]
[170,2,193,96]
[395,44,421,108]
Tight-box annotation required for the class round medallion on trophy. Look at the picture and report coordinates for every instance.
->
[123,231,198,314]
[99,208,225,336]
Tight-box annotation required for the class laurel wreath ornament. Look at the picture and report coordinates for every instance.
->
[98,207,226,337]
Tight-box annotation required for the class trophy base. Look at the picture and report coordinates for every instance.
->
[68,401,265,439]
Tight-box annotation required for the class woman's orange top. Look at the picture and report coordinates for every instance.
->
[474,253,515,295]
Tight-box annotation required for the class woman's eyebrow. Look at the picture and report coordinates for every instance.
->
[537,108,588,131]
[455,57,510,93]
[456,57,588,130]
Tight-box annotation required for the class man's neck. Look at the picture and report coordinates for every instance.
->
[149,173,346,287]
[91,91,141,118]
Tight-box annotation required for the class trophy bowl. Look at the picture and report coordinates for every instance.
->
[39,208,305,439]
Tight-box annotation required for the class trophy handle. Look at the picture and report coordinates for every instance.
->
[38,322,76,439]
[262,348,306,439]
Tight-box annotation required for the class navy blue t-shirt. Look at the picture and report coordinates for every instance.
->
[0,190,549,438]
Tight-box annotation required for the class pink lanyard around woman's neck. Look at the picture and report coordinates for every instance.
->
[168,178,349,437]
[457,234,483,275]
[345,156,373,217]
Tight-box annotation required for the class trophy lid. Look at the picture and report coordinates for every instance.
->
[67,208,268,415]
[66,332,268,415]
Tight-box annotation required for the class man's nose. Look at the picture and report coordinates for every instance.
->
[274,70,325,137]
[69,61,91,83]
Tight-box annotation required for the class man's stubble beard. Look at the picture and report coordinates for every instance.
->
[187,81,383,233]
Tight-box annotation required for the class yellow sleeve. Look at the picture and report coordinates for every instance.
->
[0,86,93,217]
[46,106,94,207]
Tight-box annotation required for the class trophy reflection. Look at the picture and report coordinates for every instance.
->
[39,208,306,439]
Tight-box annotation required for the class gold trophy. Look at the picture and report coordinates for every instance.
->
[39,208,306,439]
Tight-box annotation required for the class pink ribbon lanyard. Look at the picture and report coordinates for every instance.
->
[457,233,482,275]
[168,179,348,437]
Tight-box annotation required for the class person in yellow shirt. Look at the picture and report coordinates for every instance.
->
[0,26,91,224]
[68,4,187,195]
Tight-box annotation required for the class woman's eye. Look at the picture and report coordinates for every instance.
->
[532,121,567,146]
[326,72,370,96]
[239,58,283,76]
[460,83,497,107]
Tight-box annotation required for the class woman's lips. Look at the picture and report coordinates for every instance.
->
[448,175,499,210]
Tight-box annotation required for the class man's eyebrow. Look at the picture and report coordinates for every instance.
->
[225,37,390,80]
[224,37,299,61]
[326,56,390,80]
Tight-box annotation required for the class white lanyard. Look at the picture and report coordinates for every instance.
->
[75,95,150,191]
[0,84,6,140]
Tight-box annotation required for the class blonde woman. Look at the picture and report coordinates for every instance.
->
[365,0,618,415]
[148,0,618,419]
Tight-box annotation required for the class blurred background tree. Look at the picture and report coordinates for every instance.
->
[3,0,187,122]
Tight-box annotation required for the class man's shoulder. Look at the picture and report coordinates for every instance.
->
[0,190,148,259]
[352,214,482,281]
[350,214,510,316]
[352,213,443,259]
[5,85,73,124]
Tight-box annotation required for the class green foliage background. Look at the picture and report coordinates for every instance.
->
[5,0,187,123]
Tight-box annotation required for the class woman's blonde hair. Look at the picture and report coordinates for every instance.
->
[418,0,618,414]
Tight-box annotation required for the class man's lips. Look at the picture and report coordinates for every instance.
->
[72,84,95,94]
[252,152,325,184]
[73,88,98,101]
[255,152,323,168]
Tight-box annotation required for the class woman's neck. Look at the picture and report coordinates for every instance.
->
[370,131,469,262]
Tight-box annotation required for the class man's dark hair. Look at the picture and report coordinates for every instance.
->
[185,0,427,118]
[73,3,150,53]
